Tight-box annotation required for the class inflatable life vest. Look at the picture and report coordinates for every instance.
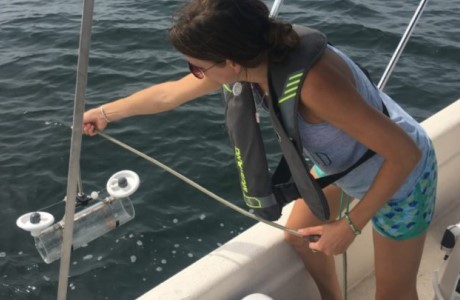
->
[224,25,386,221]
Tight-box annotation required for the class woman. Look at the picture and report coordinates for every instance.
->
[83,0,437,299]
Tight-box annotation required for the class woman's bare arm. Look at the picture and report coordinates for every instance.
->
[83,73,221,135]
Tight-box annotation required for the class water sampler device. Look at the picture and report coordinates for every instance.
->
[16,170,140,264]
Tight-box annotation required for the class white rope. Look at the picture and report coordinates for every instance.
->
[96,131,304,239]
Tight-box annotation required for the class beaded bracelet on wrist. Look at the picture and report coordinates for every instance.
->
[344,212,361,235]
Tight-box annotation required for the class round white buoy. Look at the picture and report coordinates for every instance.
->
[106,170,140,198]
[16,212,55,237]
[241,293,274,300]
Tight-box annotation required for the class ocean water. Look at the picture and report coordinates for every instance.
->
[1,0,459,299]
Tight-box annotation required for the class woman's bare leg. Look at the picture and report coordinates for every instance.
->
[284,181,344,300]
[373,231,426,300]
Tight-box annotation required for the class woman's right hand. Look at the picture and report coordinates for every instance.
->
[83,107,108,136]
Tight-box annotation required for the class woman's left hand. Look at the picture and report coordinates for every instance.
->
[298,218,357,256]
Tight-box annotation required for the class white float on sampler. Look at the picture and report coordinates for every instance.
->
[16,170,140,264]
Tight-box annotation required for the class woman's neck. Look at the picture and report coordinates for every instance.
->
[238,62,269,93]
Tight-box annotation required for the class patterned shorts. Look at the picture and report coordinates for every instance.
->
[372,148,437,240]
[313,147,437,240]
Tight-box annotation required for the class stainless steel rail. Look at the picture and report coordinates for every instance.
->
[56,0,94,299]
[378,0,429,90]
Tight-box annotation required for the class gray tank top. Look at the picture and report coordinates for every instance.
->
[298,45,432,199]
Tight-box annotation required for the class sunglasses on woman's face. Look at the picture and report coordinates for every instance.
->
[188,61,222,79]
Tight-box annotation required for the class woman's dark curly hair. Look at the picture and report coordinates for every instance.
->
[169,0,299,67]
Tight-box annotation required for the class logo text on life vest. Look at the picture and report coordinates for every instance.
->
[234,147,248,193]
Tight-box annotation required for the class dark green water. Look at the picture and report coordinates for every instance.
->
[1,0,459,299]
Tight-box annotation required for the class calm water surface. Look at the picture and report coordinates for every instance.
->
[1,0,459,299]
